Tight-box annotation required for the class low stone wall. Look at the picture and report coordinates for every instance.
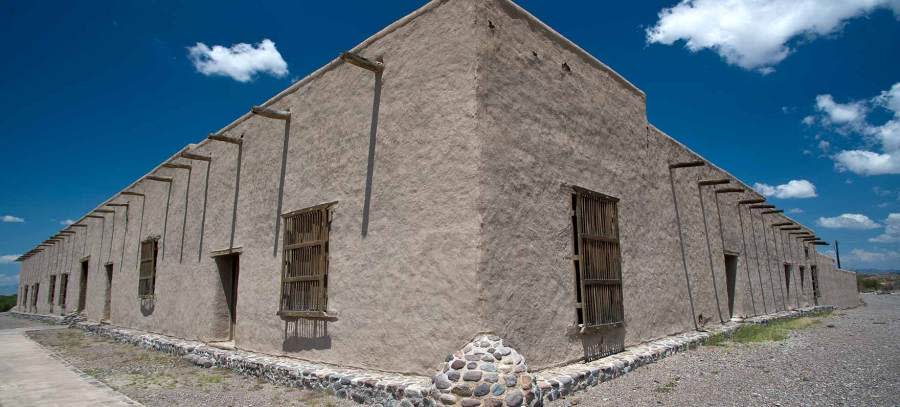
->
[10,305,832,406]
[533,306,833,402]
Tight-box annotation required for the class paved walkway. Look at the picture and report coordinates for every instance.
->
[0,313,138,406]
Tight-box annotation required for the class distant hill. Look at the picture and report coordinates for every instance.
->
[0,294,16,312]
[853,269,900,275]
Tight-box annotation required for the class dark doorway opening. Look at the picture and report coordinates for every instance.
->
[215,254,240,341]
[783,264,791,298]
[810,266,820,305]
[78,260,89,313]
[724,254,738,318]
[103,263,113,321]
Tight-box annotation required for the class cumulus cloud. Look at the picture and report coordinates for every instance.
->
[60,219,75,226]
[1,215,24,223]
[807,83,900,176]
[753,179,818,199]
[188,39,288,82]
[0,254,21,264]
[788,208,805,214]
[815,95,867,127]
[847,248,900,264]
[817,213,880,230]
[870,213,900,243]
[645,0,900,73]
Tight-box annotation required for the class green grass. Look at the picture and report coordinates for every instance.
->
[731,317,821,343]
[197,373,224,385]
[0,294,17,312]
[704,313,831,347]
[654,377,680,393]
[704,332,729,346]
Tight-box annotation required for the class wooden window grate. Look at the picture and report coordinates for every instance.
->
[279,204,332,317]
[59,274,68,306]
[138,240,158,298]
[572,187,624,328]
[48,275,56,304]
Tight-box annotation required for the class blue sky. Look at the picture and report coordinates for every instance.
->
[1,0,899,294]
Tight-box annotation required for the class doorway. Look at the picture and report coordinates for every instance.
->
[724,254,738,318]
[78,260,88,313]
[215,254,240,341]
[783,264,791,298]
[103,264,113,321]
[810,266,820,305]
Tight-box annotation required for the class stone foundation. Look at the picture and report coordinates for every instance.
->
[9,305,831,406]
[432,334,539,406]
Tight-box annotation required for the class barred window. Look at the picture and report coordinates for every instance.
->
[32,283,39,307]
[49,275,57,304]
[139,239,158,298]
[278,203,332,317]
[572,187,624,328]
[59,274,69,306]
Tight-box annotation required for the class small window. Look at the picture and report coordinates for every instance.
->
[139,239,158,298]
[804,246,809,260]
[32,283,40,307]
[572,187,624,328]
[48,275,57,304]
[59,274,69,306]
[279,203,332,317]
[23,286,28,307]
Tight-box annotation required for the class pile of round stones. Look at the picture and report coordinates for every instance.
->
[431,334,541,407]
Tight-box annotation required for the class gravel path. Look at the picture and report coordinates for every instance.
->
[26,327,357,407]
[549,293,900,406]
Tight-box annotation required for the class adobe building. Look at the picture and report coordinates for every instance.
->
[15,0,859,384]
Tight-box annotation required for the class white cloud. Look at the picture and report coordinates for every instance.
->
[60,219,75,226]
[818,140,831,152]
[875,82,900,114]
[188,39,288,82]
[802,116,816,126]
[815,95,867,127]
[0,273,19,285]
[0,254,21,264]
[834,150,900,175]
[873,186,893,197]
[817,213,880,230]
[788,208,804,214]
[753,179,818,199]
[806,82,900,176]
[1,215,24,223]
[847,248,900,264]
[645,0,900,73]
[870,213,900,243]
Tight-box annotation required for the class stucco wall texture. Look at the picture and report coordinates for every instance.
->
[16,0,860,376]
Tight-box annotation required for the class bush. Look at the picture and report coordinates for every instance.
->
[0,294,17,312]
[857,277,881,292]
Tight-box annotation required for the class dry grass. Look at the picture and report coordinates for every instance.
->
[26,328,355,407]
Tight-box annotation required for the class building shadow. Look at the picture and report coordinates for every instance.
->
[581,327,625,362]
[140,297,156,316]
[282,318,332,352]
